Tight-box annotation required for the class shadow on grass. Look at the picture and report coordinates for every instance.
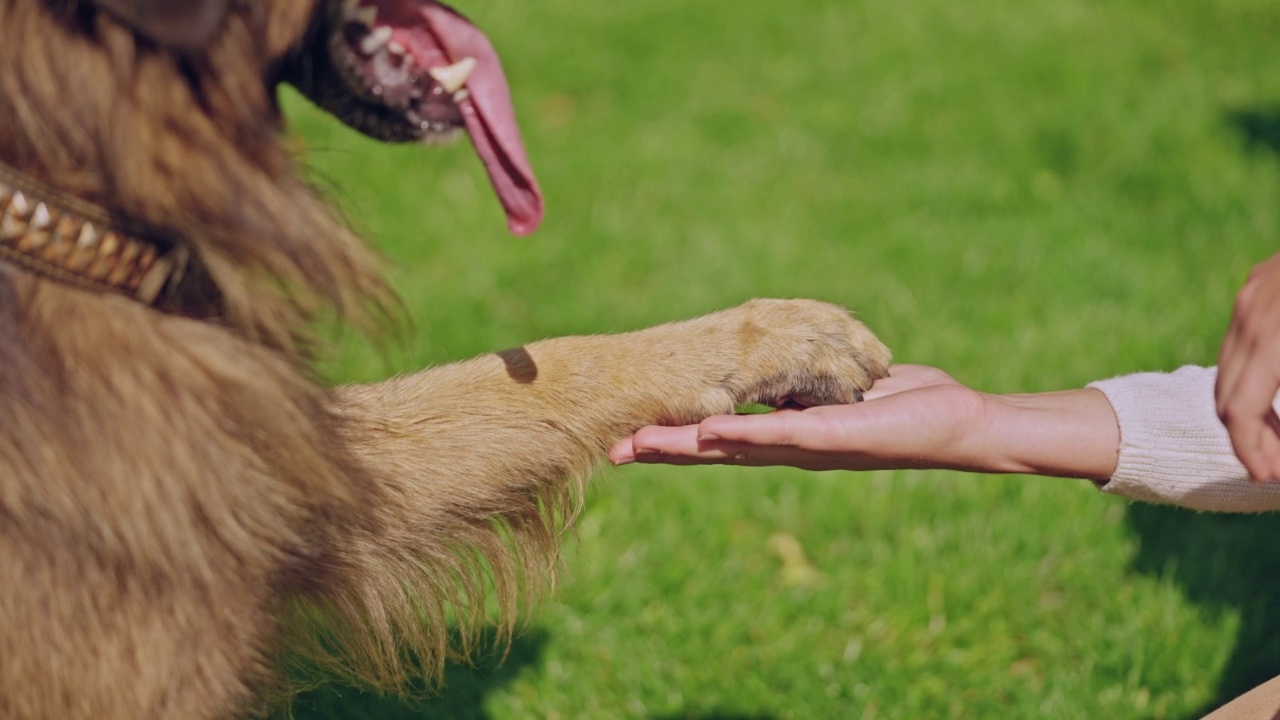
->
[284,629,546,720]
[280,625,778,720]
[1228,107,1280,157]
[1126,504,1280,719]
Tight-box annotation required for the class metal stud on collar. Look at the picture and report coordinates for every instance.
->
[0,164,190,308]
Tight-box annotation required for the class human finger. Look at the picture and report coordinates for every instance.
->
[610,421,837,468]
[1263,408,1280,483]
[1219,368,1280,481]
[612,424,705,464]
[862,364,958,401]
[1215,314,1250,417]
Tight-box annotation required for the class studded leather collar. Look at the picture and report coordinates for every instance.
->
[0,163,195,309]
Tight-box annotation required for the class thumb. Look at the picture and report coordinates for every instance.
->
[608,435,637,465]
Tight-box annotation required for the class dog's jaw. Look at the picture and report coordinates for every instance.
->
[285,0,543,235]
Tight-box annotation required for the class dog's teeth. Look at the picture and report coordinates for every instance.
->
[387,41,405,55]
[349,5,377,26]
[422,125,463,146]
[340,0,373,23]
[452,88,470,103]
[428,57,476,94]
[360,26,392,55]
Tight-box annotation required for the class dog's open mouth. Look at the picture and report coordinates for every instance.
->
[288,0,543,235]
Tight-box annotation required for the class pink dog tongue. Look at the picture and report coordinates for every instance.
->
[416,2,543,235]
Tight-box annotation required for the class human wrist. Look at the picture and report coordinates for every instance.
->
[974,389,1120,480]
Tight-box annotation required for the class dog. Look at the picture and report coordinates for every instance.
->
[0,0,891,717]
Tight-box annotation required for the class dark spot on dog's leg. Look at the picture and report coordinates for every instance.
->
[497,346,538,384]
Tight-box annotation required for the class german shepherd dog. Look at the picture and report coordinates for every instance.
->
[0,0,891,716]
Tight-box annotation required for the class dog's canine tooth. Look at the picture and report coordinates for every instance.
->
[452,88,470,103]
[360,26,392,55]
[387,41,405,56]
[428,57,477,95]
[349,5,377,26]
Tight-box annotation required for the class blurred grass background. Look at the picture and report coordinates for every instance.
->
[283,0,1280,717]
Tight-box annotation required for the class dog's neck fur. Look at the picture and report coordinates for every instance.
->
[0,161,205,313]
[0,0,392,353]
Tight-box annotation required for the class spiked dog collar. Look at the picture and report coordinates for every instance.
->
[0,162,194,309]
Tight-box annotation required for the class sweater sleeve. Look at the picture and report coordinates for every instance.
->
[1087,365,1280,513]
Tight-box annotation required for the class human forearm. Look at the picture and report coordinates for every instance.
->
[973,388,1120,481]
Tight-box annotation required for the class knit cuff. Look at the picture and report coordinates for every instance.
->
[1088,365,1280,513]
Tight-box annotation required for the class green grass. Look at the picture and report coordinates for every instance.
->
[283,0,1280,717]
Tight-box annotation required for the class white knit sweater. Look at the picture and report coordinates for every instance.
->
[1088,365,1280,512]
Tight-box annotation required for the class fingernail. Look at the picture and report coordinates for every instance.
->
[698,433,721,442]
[612,456,633,466]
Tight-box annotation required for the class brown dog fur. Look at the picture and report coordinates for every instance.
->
[0,1,891,717]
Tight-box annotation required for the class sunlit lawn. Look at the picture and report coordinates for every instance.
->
[284,0,1280,717]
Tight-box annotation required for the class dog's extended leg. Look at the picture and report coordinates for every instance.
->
[307,299,889,689]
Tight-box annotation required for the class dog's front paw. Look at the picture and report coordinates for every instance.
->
[725,298,891,408]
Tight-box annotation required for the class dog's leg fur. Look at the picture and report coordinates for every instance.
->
[307,298,890,692]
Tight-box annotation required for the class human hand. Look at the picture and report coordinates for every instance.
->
[609,365,989,471]
[1216,251,1280,482]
